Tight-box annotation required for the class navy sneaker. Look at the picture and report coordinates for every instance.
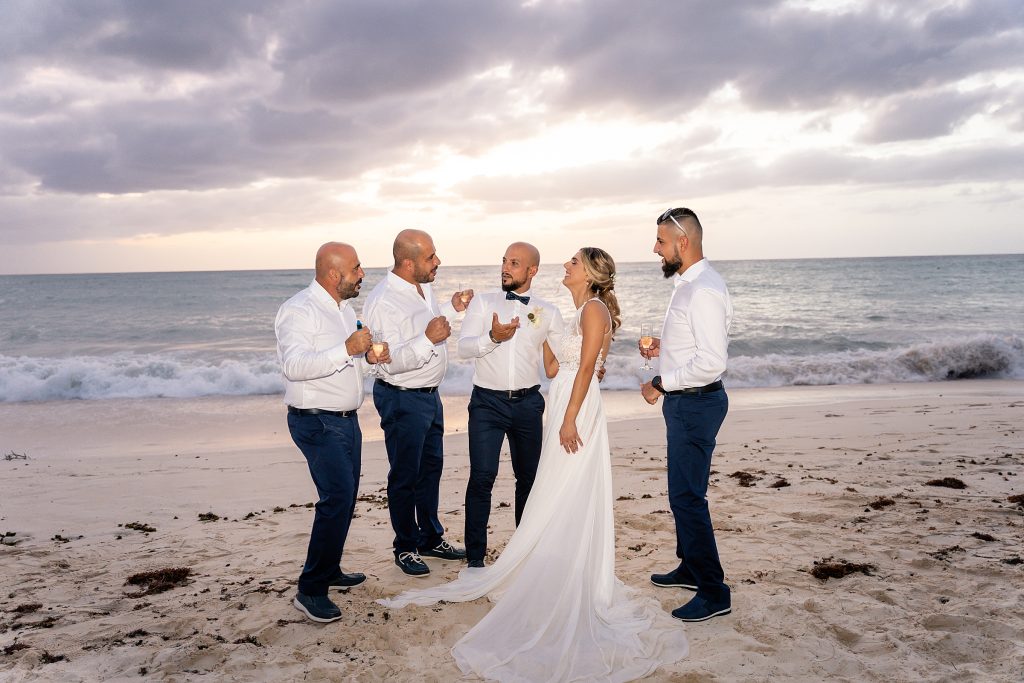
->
[293,591,342,623]
[671,595,731,623]
[651,564,698,591]
[418,539,467,561]
[329,571,366,591]
[467,558,485,568]
[395,551,430,576]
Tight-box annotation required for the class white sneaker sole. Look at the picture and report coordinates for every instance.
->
[672,606,731,623]
[650,578,698,591]
[292,597,342,623]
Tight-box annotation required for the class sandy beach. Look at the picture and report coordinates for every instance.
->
[2,380,1022,681]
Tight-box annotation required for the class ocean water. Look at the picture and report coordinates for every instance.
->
[1,255,1022,403]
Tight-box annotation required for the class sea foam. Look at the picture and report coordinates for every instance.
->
[1,334,1020,402]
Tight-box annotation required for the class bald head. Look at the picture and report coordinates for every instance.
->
[501,241,540,293]
[507,242,540,268]
[314,242,363,303]
[392,229,440,284]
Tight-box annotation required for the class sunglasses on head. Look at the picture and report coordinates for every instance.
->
[657,207,697,230]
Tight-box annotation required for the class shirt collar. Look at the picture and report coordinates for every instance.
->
[309,279,348,310]
[508,288,532,299]
[386,270,424,294]
[676,258,709,286]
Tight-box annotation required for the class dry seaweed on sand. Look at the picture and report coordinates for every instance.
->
[810,556,876,581]
[929,545,965,561]
[10,603,42,614]
[123,522,156,533]
[971,532,996,541]
[728,471,761,487]
[769,477,790,488]
[197,512,219,522]
[3,642,30,656]
[125,567,192,597]
[926,477,966,489]
[869,497,896,510]
[1008,494,1024,505]
[3,451,28,461]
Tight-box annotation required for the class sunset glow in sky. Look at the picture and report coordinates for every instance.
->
[1,0,1022,274]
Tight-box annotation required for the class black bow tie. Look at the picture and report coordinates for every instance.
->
[505,291,530,305]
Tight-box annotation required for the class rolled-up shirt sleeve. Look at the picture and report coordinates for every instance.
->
[275,304,353,381]
[661,288,729,391]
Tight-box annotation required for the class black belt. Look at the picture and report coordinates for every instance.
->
[475,384,541,400]
[664,380,724,396]
[375,378,439,394]
[288,406,356,418]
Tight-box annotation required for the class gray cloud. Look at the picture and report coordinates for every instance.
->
[0,0,1021,248]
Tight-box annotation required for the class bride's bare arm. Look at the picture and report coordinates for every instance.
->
[559,301,609,454]
[542,340,559,378]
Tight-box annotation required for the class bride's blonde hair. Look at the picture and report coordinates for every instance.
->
[579,247,621,333]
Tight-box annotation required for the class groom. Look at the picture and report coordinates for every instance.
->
[457,242,564,567]
[641,207,734,623]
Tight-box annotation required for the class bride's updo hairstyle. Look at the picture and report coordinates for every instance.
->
[579,247,622,334]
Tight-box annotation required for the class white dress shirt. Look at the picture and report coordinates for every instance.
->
[457,289,565,391]
[275,280,368,411]
[362,271,459,389]
[659,258,733,391]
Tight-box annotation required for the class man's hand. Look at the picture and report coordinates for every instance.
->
[367,341,390,364]
[490,313,519,342]
[639,337,661,359]
[425,315,452,344]
[345,328,372,356]
[597,365,607,382]
[452,289,474,312]
[640,380,661,405]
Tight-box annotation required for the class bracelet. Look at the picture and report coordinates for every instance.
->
[488,330,502,344]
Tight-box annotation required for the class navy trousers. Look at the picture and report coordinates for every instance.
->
[663,389,730,605]
[465,386,545,562]
[373,382,446,555]
[288,412,362,597]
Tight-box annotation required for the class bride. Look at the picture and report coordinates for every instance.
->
[378,247,688,682]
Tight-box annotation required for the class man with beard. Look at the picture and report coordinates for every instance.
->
[275,242,390,623]
[640,207,734,623]
[457,242,564,568]
[363,229,472,576]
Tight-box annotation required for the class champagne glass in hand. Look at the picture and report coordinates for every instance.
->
[371,330,386,376]
[639,323,654,371]
[458,282,471,306]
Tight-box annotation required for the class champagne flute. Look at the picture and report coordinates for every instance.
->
[639,323,654,371]
[371,331,386,377]
[458,282,471,306]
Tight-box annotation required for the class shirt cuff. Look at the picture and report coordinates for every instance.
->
[326,343,354,371]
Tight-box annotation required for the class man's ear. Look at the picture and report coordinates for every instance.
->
[528,265,539,279]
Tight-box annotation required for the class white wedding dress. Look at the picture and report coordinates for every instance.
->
[378,300,688,682]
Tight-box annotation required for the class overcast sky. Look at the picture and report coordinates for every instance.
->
[1,0,1022,274]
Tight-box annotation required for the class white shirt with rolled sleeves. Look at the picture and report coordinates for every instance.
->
[362,271,459,389]
[659,258,733,392]
[457,289,564,391]
[275,280,368,412]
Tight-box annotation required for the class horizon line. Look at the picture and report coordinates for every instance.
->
[1,250,1021,277]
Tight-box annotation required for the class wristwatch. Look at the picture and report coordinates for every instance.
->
[488,330,502,344]
[651,375,667,394]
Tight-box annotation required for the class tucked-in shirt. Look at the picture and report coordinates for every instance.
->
[659,258,733,391]
[274,280,367,412]
[362,271,459,389]
[457,289,565,391]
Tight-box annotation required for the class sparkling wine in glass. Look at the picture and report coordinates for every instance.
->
[371,331,386,376]
[458,282,471,306]
[639,323,654,371]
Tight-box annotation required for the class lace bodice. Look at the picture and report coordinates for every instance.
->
[558,299,607,373]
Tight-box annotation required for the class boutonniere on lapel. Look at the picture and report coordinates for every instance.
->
[526,306,544,328]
